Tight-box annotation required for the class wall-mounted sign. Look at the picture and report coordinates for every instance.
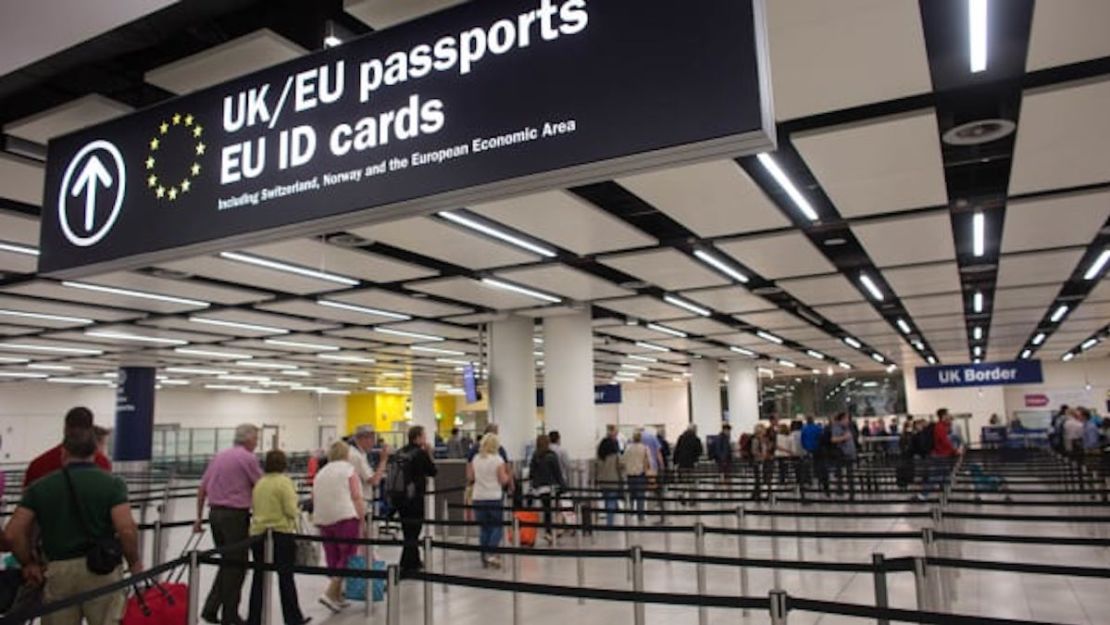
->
[39,0,774,276]
[914,360,1043,390]
[537,383,621,407]
[114,366,156,462]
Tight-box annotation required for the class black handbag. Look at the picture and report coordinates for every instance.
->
[62,467,124,575]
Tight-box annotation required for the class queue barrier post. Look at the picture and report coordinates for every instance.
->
[871,553,890,625]
[387,564,401,625]
[423,535,434,625]
[512,514,521,625]
[912,557,929,613]
[770,501,782,590]
[576,510,586,605]
[737,506,749,619]
[769,589,788,625]
[261,529,274,625]
[441,497,449,540]
[367,508,377,617]
[186,550,200,625]
[631,546,645,625]
[151,520,163,568]
[695,522,707,625]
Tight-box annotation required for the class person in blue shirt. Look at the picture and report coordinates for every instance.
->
[800,417,823,454]
[1080,408,1101,450]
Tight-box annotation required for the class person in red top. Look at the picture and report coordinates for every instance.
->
[932,409,961,458]
[23,407,112,489]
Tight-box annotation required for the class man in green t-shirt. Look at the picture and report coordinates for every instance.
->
[4,427,142,625]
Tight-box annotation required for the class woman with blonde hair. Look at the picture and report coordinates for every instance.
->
[311,440,366,612]
[467,433,513,567]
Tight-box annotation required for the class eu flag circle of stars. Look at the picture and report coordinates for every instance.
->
[146,113,204,201]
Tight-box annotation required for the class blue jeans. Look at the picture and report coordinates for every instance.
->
[474,500,504,558]
[627,475,647,520]
[602,490,620,526]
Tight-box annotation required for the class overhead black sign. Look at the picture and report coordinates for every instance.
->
[40,0,774,275]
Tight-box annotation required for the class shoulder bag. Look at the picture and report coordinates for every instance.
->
[62,467,124,575]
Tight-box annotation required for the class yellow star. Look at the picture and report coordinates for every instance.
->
[147,174,158,188]
[150,137,159,151]
[145,156,155,170]
[192,125,203,138]
[184,114,194,126]
[195,142,206,156]
[172,113,181,125]
[180,179,191,193]
[168,187,178,201]
[159,122,169,135]
[156,186,166,199]
[190,163,201,176]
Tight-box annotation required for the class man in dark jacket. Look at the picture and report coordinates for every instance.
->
[396,425,437,575]
[673,424,703,505]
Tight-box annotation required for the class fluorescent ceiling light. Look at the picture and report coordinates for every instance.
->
[862,381,879,388]
[323,35,342,48]
[166,367,228,375]
[730,346,755,356]
[646,323,687,338]
[895,318,911,335]
[859,273,884,301]
[235,361,298,370]
[337,377,360,384]
[973,346,982,357]
[756,153,818,221]
[972,211,985,257]
[318,353,375,364]
[480,278,561,304]
[1084,250,1110,280]
[85,331,187,345]
[756,331,783,345]
[158,378,190,386]
[1049,305,1069,323]
[27,363,72,371]
[628,354,657,363]
[777,359,797,368]
[242,388,279,394]
[0,371,48,378]
[175,347,253,360]
[411,345,465,356]
[381,372,406,378]
[693,250,749,283]
[62,281,209,308]
[264,339,341,351]
[313,388,351,395]
[1020,349,1032,360]
[0,356,28,363]
[220,251,359,286]
[365,386,403,393]
[838,362,852,370]
[969,0,988,73]
[0,309,92,325]
[1062,352,1074,362]
[280,370,311,377]
[1081,338,1098,351]
[48,378,114,385]
[205,384,247,391]
[973,326,983,341]
[663,295,711,317]
[843,337,862,349]
[0,343,103,355]
[260,380,300,388]
[317,300,410,320]
[218,374,271,382]
[375,327,444,341]
[621,363,648,371]
[871,353,885,363]
[435,358,473,366]
[973,291,983,313]
[635,341,670,353]
[913,340,925,351]
[926,356,937,365]
[806,350,825,360]
[0,242,39,256]
[1032,333,1046,346]
[189,317,289,334]
[438,211,556,257]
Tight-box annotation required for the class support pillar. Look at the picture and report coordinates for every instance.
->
[113,365,156,470]
[489,315,537,461]
[690,358,722,435]
[727,360,760,435]
[411,374,436,437]
[543,309,595,461]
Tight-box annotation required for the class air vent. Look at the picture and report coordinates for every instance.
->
[327,233,370,247]
[942,119,1016,146]
[823,237,848,247]
[751,286,783,296]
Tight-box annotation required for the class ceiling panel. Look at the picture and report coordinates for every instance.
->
[813,302,883,325]
[595,296,690,321]
[661,317,736,336]
[470,190,655,255]
[0,153,44,205]
[778,274,861,306]
[653,337,711,351]
[376,321,474,340]
[0,249,37,274]
[344,0,465,28]
[995,249,1084,288]
[254,300,402,325]
[901,293,964,318]
[915,314,965,331]
[766,0,931,120]
[777,326,833,342]
[157,256,350,295]
[145,30,305,94]
[882,262,961,298]
[0,211,39,246]
[734,310,807,331]
[494,265,630,301]
[1070,300,1110,321]
[990,308,1046,326]
[793,109,946,218]
[992,285,1058,312]
[190,309,335,333]
[0,294,138,323]
[329,288,471,318]
[1010,78,1110,194]
[839,320,899,337]
[1001,190,1110,253]
[244,239,435,283]
[599,249,729,291]
[716,232,835,279]
[597,325,677,342]
[1027,1,1110,71]
[0,324,36,336]
[3,94,131,143]
[680,286,773,314]
[407,277,549,310]
[616,160,790,237]
[351,216,539,269]
[1,280,205,314]
[85,272,271,305]
[851,212,956,267]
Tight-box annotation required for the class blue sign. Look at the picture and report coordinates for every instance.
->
[915,360,1043,390]
[114,366,156,462]
[537,384,622,407]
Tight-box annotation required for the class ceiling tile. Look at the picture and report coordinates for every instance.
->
[995,249,1084,287]
[408,277,551,310]
[1001,189,1110,253]
[3,94,132,144]
[145,30,305,94]
[596,325,666,342]
[0,153,44,206]
[793,109,946,218]
[0,249,37,274]
[244,239,435,283]
[778,274,861,306]
[470,190,655,255]
[254,300,403,325]
[851,212,955,267]
[680,286,773,314]
[328,288,471,318]
[882,262,960,298]
[599,249,729,291]
[660,317,735,336]
[351,216,539,269]
[1027,1,1110,71]
[157,256,350,295]
[993,285,1058,312]
[1,280,204,314]
[595,296,690,321]
[377,321,475,340]
[814,302,884,325]
[1010,78,1110,194]
[616,160,790,237]
[0,211,39,246]
[734,310,806,331]
[901,293,964,318]
[344,0,465,28]
[716,232,834,279]
[0,294,137,323]
[495,265,630,301]
[86,272,270,305]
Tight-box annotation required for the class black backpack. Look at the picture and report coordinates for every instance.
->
[914,424,936,456]
[385,448,417,504]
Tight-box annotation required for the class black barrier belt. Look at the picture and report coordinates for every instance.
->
[945,512,1110,523]
[703,526,922,540]
[945,499,1110,507]
[0,558,184,624]
[137,519,207,531]
[197,554,389,579]
[788,596,1068,625]
[639,550,875,573]
[744,509,932,519]
[925,556,1110,579]
[933,531,1110,547]
[430,541,630,559]
[294,534,403,547]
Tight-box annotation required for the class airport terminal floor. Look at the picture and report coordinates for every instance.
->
[1,0,1109,624]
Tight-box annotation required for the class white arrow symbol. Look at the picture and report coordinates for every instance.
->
[70,155,114,232]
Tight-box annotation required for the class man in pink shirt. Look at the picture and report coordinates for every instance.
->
[194,424,262,625]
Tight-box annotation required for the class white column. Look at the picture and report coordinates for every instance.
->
[543,309,595,461]
[690,358,722,435]
[410,374,436,435]
[489,315,537,461]
[727,360,760,435]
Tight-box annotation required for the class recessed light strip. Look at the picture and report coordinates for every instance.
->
[756,153,818,221]
[972,211,985,257]
[756,331,783,345]
[317,300,411,320]
[969,0,989,73]
[480,278,561,304]
[1084,250,1110,281]
[189,317,290,334]
[375,327,445,342]
[1049,305,1069,323]
[0,309,93,325]
[263,339,341,351]
[438,211,556,258]
[663,295,711,317]
[219,251,359,286]
[0,342,103,355]
[635,341,670,353]
[859,273,884,301]
[62,281,209,308]
[0,242,39,256]
[318,353,376,364]
[692,250,749,283]
[896,318,911,335]
[85,331,187,345]
[175,347,254,360]
[646,323,687,338]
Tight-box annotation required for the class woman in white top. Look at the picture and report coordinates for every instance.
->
[621,430,650,521]
[467,434,513,568]
[312,440,366,612]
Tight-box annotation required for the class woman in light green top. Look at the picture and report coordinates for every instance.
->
[247,450,310,625]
